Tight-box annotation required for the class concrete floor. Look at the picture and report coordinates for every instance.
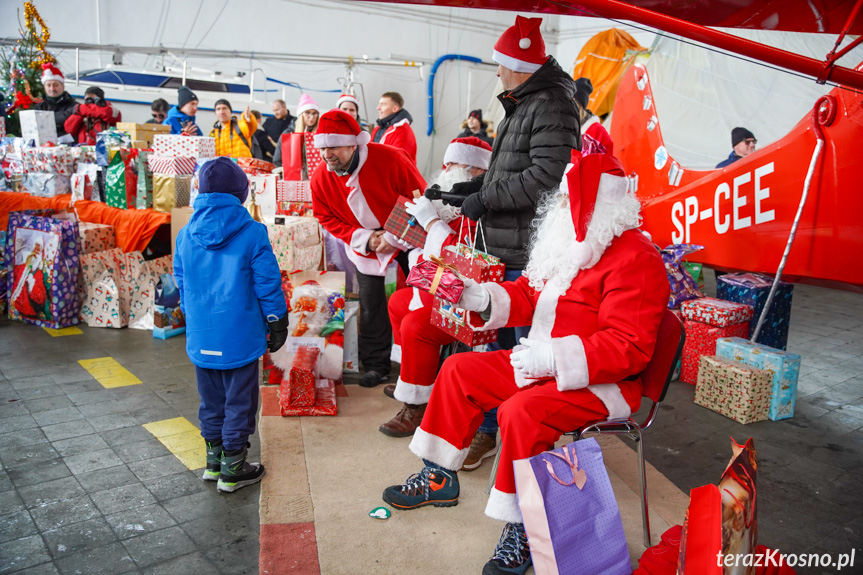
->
[0,274,861,574]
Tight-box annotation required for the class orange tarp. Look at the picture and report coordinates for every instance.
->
[0,192,170,253]
[572,28,647,117]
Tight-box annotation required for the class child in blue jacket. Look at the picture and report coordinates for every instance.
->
[174,157,288,493]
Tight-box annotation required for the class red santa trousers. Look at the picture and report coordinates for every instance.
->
[409,350,642,524]
[388,287,458,405]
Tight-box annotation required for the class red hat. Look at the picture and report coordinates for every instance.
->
[565,149,628,242]
[313,109,371,148]
[41,64,64,85]
[443,136,492,170]
[493,16,546,74]
[336,94,360,108]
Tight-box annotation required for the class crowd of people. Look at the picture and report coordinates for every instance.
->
[26,16,693,574]
[170,15,671,575]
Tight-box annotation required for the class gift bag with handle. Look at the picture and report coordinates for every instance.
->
[513,437,631,575]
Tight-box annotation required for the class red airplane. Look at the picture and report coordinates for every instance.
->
[363,0,863,292]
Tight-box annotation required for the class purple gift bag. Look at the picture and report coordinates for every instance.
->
[514,437,631,575]
[5,209,81,328]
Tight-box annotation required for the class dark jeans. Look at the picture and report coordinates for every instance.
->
[356,269,394,375]
[479,268,530,434]
[195,360,259,451]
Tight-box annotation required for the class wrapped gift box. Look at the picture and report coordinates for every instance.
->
[680,297,753,327]
[78,248,127,328]
[95,129,132,166]
[277,180,312,202]
[153,134,216,159]
[661,244,704,308]
[238,157,275,173]
[384,196,428,249]
[716,337,801,421]
[78,222,115,255]
[153,174,192,213]
[267,217,323,271]
[21,173,70,197]
[129,256,173,330]
[695,355,772,424]
[70,173,93,203]
[303,132,322,175]
[280,378,338,416]
[281,345,320,409]
[680,319,749,385]
[136,150,153,209]
[717,273,793,350]
[277,201,313,218]
[116,122,169,148]
[19,110,58,146]
[147,154,196,175]
[22,147,77,176]
[406,258,465,304]
[431,298,498,346]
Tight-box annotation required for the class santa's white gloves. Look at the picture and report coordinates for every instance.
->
[404,196,439,229]
[457,278,490,312]
[510,338,556,382]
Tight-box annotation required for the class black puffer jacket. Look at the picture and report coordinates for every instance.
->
[475,56,580,269]
[33,92,77,137]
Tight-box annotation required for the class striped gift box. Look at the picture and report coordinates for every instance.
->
[147,155,197,175]
[152,135,216,159]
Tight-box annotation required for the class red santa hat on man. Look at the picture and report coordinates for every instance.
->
[565,149,628,242]
[443,136,492,170]
[492,16,547,74]
[313,109,372,148]
[41,64,64,85]
[336,94,360,109]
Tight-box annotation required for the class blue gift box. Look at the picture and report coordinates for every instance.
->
[716,337,801,421]
[717,273,793,350]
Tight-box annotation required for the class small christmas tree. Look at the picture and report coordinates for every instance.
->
[0,1,56,135]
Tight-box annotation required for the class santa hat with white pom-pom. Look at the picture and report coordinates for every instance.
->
[492,16,547,74]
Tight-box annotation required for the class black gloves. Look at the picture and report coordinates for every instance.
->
[450,179,482,197]
[460,192,488,221]
[267,313,289,353]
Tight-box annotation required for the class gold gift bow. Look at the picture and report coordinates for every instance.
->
[543,444,587,489]
[427,255,465,296]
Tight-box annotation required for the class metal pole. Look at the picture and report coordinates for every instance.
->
[75,48,79,86]
[182,61,187,86]
[466,70,472,119]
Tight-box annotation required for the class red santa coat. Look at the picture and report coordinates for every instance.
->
[477,229,669,416]
[310,142,425,276]
[64,102,122,145]
[371,120,417,163]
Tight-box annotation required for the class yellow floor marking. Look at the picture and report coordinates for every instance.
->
[43,326,83,337]
[78,357,141,388]
[143,417,205,471]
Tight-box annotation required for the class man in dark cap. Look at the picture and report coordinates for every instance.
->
[63,86,122,144]
[717,127,757,168]
[174,157,288,493]
[164,85,202,135]
[458,109,494,146]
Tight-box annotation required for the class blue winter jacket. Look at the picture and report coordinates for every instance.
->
[163,105,203,136]
[174,193,287,369]
[715,151,741,169]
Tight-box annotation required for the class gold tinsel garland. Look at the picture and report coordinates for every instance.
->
[23,1,55,68]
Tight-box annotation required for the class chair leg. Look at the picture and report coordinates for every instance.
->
[634,427,652,548]
[486,431,502,495]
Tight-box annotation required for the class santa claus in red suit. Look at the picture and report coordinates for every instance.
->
[380,137,490,438]
[12,242,49,320]
[310,109,426,387]
[381,149,669,575]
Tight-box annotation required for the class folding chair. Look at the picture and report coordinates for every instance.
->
[485,308,685,548]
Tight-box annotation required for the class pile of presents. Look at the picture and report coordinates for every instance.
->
[3,210,185,339]
[663,244,800,425]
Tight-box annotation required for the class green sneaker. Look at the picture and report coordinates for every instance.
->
[217,446,265,493]
[202,440,223,482]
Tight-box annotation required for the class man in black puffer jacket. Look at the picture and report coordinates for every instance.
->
[457,16,580,273]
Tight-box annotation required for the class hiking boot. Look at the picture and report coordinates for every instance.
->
[217,446,265,493]
[383,384,396,399]
[379,403,426,438]
[359,370,388,388]
[482,522,532,575]
[382,465,459,510]
[461,431,498,471]
[202,439,223,482]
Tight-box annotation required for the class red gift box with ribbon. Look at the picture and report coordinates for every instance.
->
[406,256,465,304]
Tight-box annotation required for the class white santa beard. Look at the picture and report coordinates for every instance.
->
[524,187,643,291]
[428,166,472,223]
